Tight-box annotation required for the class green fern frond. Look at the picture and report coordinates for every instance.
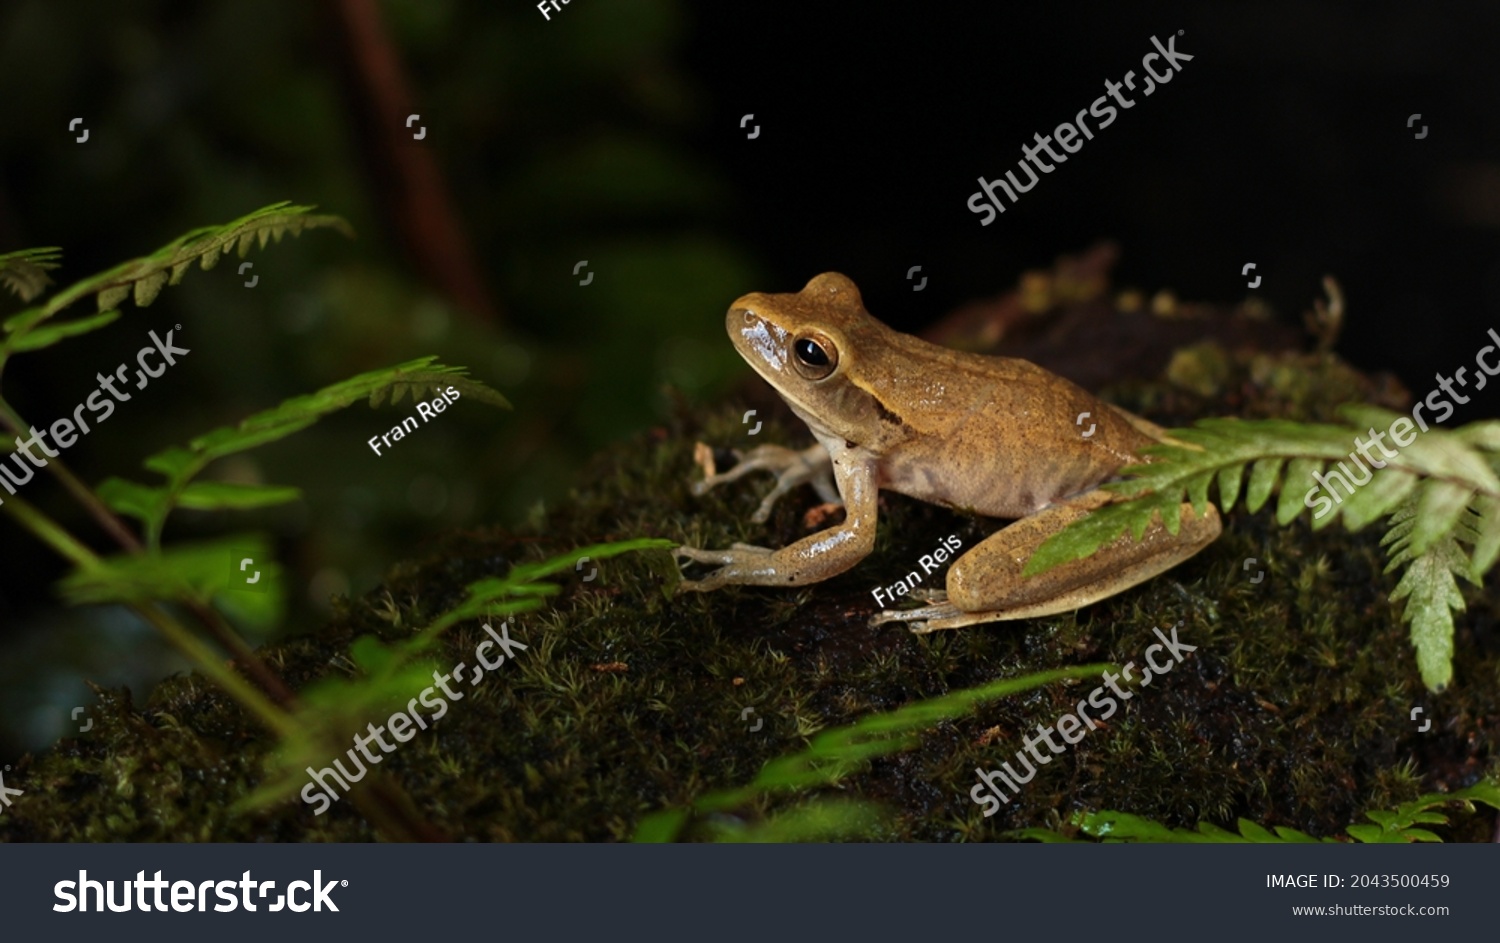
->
[1014,779,1500,843]
[635,663,1110,841]
[1,202,352,345]
[1347,780,1500,842]
[1382,498,1477,692]
[1023,405,1500,692]
[102,357,508,549]
[1013,810,1333,843]
[0,247,63,302]
[1027,408,1500,579]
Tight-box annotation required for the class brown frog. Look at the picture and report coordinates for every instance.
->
[675,272,1220,632]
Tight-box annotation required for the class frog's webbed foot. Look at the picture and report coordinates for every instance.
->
[869,592,996,634]
[673,543,775,593]
[870,603,1021,634]
[691,442,836,523]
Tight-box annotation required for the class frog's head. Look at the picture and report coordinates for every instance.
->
[725,272,885,439]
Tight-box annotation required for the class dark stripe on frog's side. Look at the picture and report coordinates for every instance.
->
[827,379,911,446]
[872,399,907,428]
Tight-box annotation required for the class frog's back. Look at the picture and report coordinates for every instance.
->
[867,336,1156,518]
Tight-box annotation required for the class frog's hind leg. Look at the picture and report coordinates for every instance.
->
[871,492,1220,634]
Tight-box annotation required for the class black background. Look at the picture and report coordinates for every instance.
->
[685,1,1500,421]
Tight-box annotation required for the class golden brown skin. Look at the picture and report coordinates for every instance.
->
[676,272,1220,632]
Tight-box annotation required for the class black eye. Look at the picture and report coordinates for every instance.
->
[795,338,829,366]
[792,333,838,379]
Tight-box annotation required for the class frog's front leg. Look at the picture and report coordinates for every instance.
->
[871,489,1221,633]
[677,454,876,592]
[692,442,837,523]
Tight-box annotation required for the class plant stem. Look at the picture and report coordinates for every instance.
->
[186,600,298,707]
[0,396,296,704]
[133,601,299,738]
[6,493,444,839]
[3,492,99,568]
[0,396,142,551]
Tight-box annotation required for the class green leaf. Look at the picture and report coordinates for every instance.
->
[132,271,169,307]
[143,447,197,479]
[96,285,130,313]
[1245,457,1284,514]
[97,477,170,525]
[1455,420,1500,451]
[1341,404,1500,496]
[2,202,353,343]
[412,538,674,648]
[1016,780,1500,844]
[0,247,62,302]
[1214,463,1243,513]
[1410,480,1474,556]
[133,358,510,547]
[1025,498,1152,577]
[56,536,284,629]
[1347,781,1500,842]
[173,357,507,471]
[176,482,302,511]
[1184,469,1213,517]
[3,309,120,353]
[1384,497,1468,692]
[706,799,888,843]
[348,635,400,674]
[1470,493,1500,579]
[1023,408,1500,689]
[1278,457,1321,525]
[189,417,319,463]
[1338,467,1418,531]
[1273,826,1323,843]
[637,663,1110,842]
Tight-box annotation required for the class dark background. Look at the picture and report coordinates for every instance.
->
[688,1,1500,379]
[0,0,1496,758]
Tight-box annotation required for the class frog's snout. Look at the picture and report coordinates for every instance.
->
[726,299,790,373]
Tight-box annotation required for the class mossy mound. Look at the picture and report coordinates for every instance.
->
[2,310,1496,842]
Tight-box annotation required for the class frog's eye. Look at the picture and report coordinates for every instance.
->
[792,333,838,380]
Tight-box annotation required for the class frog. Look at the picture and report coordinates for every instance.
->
[674,272,1221,633]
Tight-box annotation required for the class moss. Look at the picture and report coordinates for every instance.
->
[2,335,1496,843]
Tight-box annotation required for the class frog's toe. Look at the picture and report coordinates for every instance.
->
[869,597,1018,634]
[673,545,736,566]
[869,601,959,633]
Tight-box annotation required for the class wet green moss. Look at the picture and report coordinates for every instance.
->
[2,341,1495,842]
